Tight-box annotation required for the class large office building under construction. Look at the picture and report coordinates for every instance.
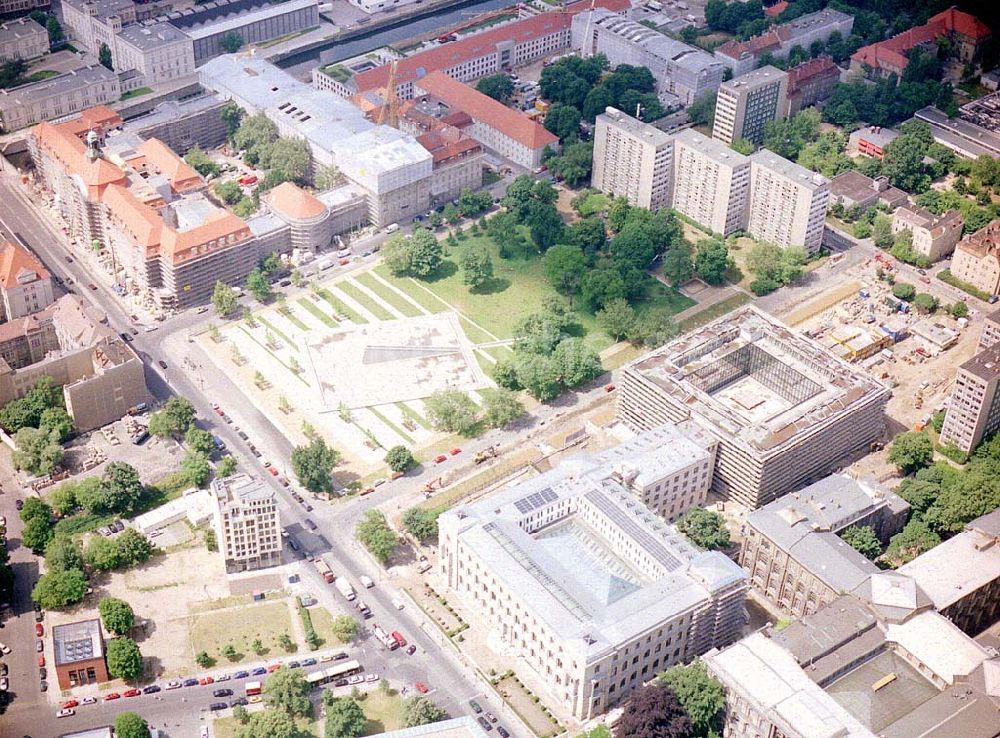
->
[618,306,890,509]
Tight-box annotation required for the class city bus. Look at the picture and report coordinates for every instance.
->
[305,659,363,688]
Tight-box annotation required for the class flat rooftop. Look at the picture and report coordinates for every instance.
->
[0,65,115,110]
[372,717,491,738]
[182,0,316,40]
[674,128,749,166]
[117,21,189,50]
[599,106,673,147]
[624,306,889,455]
[722,64,787,92]
[444,424,745,661]
[751,148,830,190]
[53,619,104,666]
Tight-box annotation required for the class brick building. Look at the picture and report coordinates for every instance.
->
[52,619,109,690]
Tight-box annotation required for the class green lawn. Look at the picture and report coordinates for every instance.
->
[335,280,395,321]
[120,86,153,100]
[574,191,609,217]
[277,306,310,331]
[315,286,366,324]
[395,401,430,430]
[367,405,415,445]
[355,271,422,317]
[258,316,298,350]
[28,70,59,81]
[298,297,339,328]
[376,231,693,353]
[215,716,319,738]
[188,600,294,663]
[359,690,406,735]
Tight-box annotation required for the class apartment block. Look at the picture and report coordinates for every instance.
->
[898,509,1000,636]
[706,594,1000,738]
[979,308,1000,352]
[950,218,1000,298]
[713,66,788,146]
[212,474,282,573]
[747,150,830,254]
[113,22,195,87]
[783,56,840,116]
[939,342,1000,455]
[0,65,120,132]
[570,8,724,106]
[0,240,55,321]
[741,475,908,619]
[439,426,747,720]
[891,205,963,261]
[411,71,558,170]
[0,18,49,63]
[715,8,854,77]
[618,306,890,509]
[671,129,749,236]
[591,106,674,211]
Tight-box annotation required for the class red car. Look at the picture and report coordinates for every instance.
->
[37,655,45,667]
[35,623,44,637]
[434,455,447,464]
[267,664,282,673]
[449,448,461,456]
[123,688,141,698]
[198,676,214,685]
[415,682,429,694]
[104,693,121,701]
[605,383,616,393]
[339,258,351,266]
[61,700,79,710]
[268,467,279,477]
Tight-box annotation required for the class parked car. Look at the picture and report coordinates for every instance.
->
[158,360,168,370]
[209,702,228,711]
[213,688,233,698]
[365,673,379,683]
[0,677,7,691]
[38,667,47,680]
[57,708,75,718]
[304,519,317,531]
[287,661,300,669]
[267,664,282,673]
[39,679,48,692]
[251,667,267,676]
[104,693,121,701]
[143,685,161,694]
[198,676,214,685]
[215,673,231,682]
[0,663,6,677]
[486,712,498,723]
[406,645,417,655]
[347,675,364,685]
[123,688,141,698]
[477,716,493,732]
[334,678,348,687]
[233,670,250,679]
[231,697,249,707]
[183,678,199,687]
[333,652,348,661]
[415,682,429,694]
[0,643,9,654]
[37,655,45,667]
[165,680,182,689]
[300,657,317,667]
[36,640,43,652]
[81,696,98,705]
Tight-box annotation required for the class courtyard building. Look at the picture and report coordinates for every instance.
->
[712,66,788,146]
[741,474,909,619]
[591,107,675,212]
[438,425,747,720]
[618,306,890,509]
[212,474,282,573]
[52,619,109,690]
[947,218,1000,298]
[121,94,230,155]
[891,205,963,262]
[113,21,196,88]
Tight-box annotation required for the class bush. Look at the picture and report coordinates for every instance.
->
[888,431,934,474]
[98,597,135,636]
[677,509,730,550]
[384,446,415,473]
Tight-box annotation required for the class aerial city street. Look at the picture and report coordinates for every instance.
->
[0,0,999,737]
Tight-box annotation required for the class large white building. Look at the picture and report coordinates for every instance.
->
[113,22,195,88]
[0,17,49,63]
[747,149,830,254]
[211,474,282,573]
[672,129,751,237]
[439,425,747,720]
[0,65,120,132]
[571,8,724,106]
[200,54,433,227]
[591,107,674,211]
[619,306,890,509]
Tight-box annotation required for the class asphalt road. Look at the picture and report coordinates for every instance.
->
[0,173,535,738]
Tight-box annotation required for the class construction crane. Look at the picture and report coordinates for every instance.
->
[376,59,400,129]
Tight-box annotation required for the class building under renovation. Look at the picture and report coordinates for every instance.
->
[199,55,433,228]
[618,306,890,509]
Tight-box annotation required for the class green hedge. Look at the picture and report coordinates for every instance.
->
[296,596,321,650]
[937,269,992,301]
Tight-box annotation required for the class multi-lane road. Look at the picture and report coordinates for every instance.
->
[0,172,541,737]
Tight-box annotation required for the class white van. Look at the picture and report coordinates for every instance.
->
[385,223,400,234]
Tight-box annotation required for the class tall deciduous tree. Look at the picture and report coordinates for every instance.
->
[613,683,693,738]
[291,438,339,493]
[106,637,144,681]
[264,668,312,717]
[99,597,135,636]
[657,660,725,738]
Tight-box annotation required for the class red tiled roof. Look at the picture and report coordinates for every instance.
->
[354,0,626,93]
[31,120,128,195]
[852,9,991,72]
[764,1,788,18]
[0,240,49,290]
[418,128,482,166]
[136,139,202,194]
[787,56,840,92]
[717,31,781,60]
[414,71,558,151]
[266,182,326,221]
[100,183,162,256]
[160,211,251,265]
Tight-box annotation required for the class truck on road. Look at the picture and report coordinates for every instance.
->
[372,624,398,650]
[314,559,335,584]
[245,681,263,696]
[359,575,374,589]
[335,577,356,601]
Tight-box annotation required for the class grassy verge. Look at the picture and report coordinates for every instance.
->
[373,266,449,314]
[277,307,310,332]
[937,268,992,301]
[315,286,366,324]
[355,271,422,317]
[367,405,415,445]
[238,326,309,386]
[679,292,752,333]
[120,86,153,100]
[297,297,339,328]
[188,601,292,662]
[336,280,395,321]
[257,316,298,350]
[395,401,430,430]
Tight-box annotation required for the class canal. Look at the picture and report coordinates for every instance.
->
[277,0,515,76]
